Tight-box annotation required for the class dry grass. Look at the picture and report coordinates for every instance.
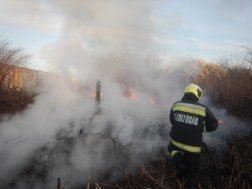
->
[97,130,252,189]
[199,65,252,120]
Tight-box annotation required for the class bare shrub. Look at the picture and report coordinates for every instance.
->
[0,39,32,113]
[212,65,252,119]
[186,47,252,121]
[198,63,226,85]
[181,60,206,81]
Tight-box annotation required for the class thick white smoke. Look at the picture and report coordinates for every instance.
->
[200,95,249,155]
[0,61,181,188]
[0,53,247,188]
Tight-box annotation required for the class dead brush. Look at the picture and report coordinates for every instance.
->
[97,131,252,189]
[0,39,32,113]
[191,47,252,121]
[0,89,34,114]
[218,131,252,189]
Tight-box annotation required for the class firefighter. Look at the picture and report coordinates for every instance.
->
[168,84,218,189]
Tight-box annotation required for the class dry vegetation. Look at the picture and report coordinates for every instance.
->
[191,48,252,120]
[1,40,252,188]
[95,129,252,189]
[96,48,252,189]
[0,39,33,113]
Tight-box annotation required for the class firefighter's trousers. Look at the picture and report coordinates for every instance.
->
[168,145,201,189]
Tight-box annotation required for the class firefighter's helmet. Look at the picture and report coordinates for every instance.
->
[184,84,203,100]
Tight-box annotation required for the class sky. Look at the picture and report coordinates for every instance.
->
[0,0,252,72]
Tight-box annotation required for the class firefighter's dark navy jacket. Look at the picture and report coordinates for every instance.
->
[169,94,218,153]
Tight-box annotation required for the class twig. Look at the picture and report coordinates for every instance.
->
[143,170,170,189]
[87,176,90,189]
[57,178,60,189]
[95,182,102,189]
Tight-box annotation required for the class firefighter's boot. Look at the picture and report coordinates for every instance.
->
[175,161,186,178]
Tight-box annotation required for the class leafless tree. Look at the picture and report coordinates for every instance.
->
[0,39,31,89]
[0,38,32,113]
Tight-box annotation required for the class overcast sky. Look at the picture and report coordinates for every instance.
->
[0,0,251,72]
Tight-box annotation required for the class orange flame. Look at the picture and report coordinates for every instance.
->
[218,120,227,128]
[128,87,140,101]
[149,97,155,104]
[129,94,139,101]
[92,93,103,97]
[81,93,103,98]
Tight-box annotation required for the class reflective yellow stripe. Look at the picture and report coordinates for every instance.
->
[170,137,201,153]
[187,84,199,90]
[172,105,206,116]
[174,102,205,111]
[171,150,182,158]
